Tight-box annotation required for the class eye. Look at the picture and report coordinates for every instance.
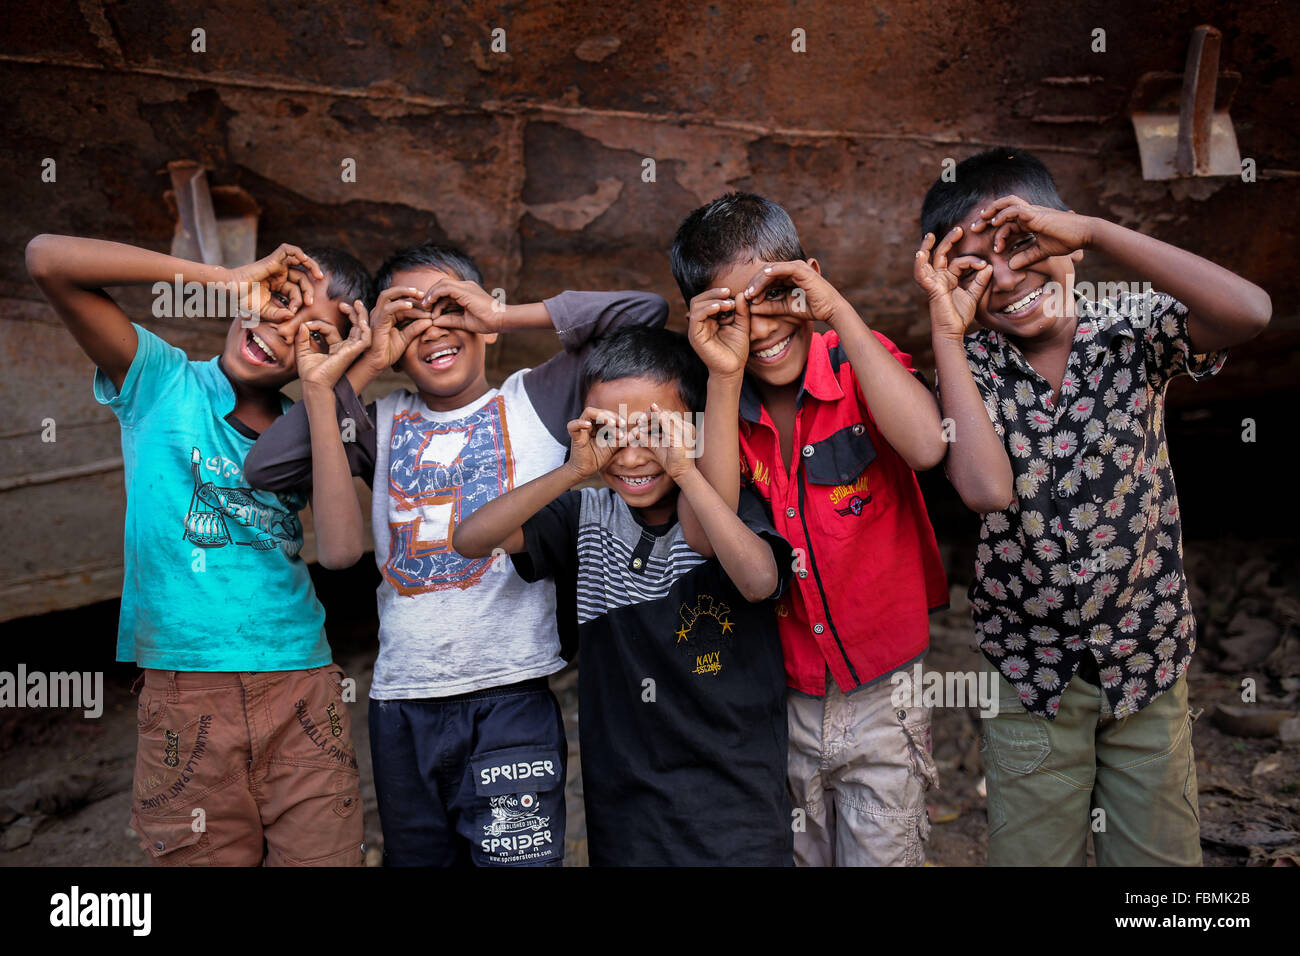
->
[1010,234,1036,252]
[275,292,291,307]
[309,329,325,345]
[764,286,791,301]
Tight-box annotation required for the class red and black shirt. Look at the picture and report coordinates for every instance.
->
[738,330,948,696]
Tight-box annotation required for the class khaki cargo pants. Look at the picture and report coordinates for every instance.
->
[980,657,1201,866]
[786,668,938,866]
[131,665,364,866]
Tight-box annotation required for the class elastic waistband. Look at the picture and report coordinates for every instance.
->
[141,665,337,694]
[384,676,551,705]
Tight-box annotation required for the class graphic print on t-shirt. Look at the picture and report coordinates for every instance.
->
[675,594,736,677]
[183,446,302,556]
[382,396,515,595]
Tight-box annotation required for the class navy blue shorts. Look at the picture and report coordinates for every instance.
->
[369,678,567,866]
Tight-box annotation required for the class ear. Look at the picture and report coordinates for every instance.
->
[1069,249,1084,263]
[483,332,500,346]
[806,257,822,276]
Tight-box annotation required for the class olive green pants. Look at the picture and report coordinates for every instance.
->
[980,658,1201,866]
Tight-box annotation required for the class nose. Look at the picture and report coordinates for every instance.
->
[612,443,652,470]
[750,312,783,343]
[990,252,1024,292]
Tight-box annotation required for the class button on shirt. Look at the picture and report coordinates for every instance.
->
[738,330,948,696]
[956,291,1226,719]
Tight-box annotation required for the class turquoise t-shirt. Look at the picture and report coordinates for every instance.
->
[94,324,330,671]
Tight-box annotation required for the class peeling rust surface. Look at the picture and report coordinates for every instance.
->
[0,1,1296,618]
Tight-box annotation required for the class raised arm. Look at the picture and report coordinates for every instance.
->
[972,197,1271,354]
[453,407,624,559]
[914,229,1014,513]
[647,405,778,602]
[742,261,947,471]
[25,235,322,390]
[294,302,374,568]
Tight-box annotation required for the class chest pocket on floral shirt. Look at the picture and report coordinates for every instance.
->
[802,423,877,538]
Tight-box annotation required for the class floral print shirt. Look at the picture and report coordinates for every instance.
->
[956,290,1225,719]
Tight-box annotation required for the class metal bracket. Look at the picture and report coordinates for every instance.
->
[163,161,261,266]
[1129,25,1242,180]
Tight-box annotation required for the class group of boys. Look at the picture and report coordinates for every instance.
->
[26,146,1270,867]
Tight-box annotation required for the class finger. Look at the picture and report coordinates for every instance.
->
[303,320,344,348]
[989,202,1032,229]
[970,195,1025,231]
[277,244,325,280]
[948,255,988,278]
[933,225,963,272]
[742,260,811,302]
[967,263,995,302]
[1008,244,1050,271]
[286,266,316,307]
[395,317,434,347]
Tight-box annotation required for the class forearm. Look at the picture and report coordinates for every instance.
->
[496,301,555,332]
[696,372,744,509]
[933,334,1014,513]
[831,311,947,470]
[453,463,583,558]
[1087,218,1271,350]
[303,386,365,569]
[676,469,778,602]
[26,235,228,291]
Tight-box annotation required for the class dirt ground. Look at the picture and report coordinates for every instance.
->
[2,538,1297,867]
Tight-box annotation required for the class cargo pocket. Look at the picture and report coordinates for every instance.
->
[981,679,1050,839]
[133,815,215,867]
[469,744,565,866]
[898,707,939,792]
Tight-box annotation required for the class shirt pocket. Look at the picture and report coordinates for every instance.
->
[802,423,877,540]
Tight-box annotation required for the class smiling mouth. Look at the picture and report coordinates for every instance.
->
[752,333,793,362]
[422,345,461,369]
[613,473,660,491]
[242,329,279,366]
[999,287,1044,316]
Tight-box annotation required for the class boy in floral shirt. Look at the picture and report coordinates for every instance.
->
[914,148,1271,865]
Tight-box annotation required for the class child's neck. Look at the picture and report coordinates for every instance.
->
[633,488,679,527]
[220,360,283,435]
[418,376,491,413]
[1012,309,1079,399]
[754,376,800,472]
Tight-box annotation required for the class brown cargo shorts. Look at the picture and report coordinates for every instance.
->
[131,665,364,866]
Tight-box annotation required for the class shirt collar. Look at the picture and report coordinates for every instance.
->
[738,331,843,423]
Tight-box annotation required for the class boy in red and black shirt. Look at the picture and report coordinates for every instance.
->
[671,193,949,866]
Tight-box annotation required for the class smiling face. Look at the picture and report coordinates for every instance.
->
[221,270,347,391]
[389,266,495,411]
[710,257,815,389]
[584,375,688,523]
[949,196,1079,348]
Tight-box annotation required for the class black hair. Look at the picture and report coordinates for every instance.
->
[670,192,806,305]
[375,242,483,292]
[920,147,1068,240]
[580,327,708,413]
[301,246,376,309]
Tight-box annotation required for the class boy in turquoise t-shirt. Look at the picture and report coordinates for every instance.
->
[26,234,374,866]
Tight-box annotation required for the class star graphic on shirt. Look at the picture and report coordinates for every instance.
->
[676,626,690,643]
[720,618,734,634]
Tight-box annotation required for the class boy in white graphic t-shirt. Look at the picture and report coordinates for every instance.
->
[244,243,666,865]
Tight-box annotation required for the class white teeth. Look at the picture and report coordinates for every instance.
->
[1002,288,1043,314]
[425,347,459,362]
[251,334,276,361]
[755,334,792,359]
[621,475,654,486]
